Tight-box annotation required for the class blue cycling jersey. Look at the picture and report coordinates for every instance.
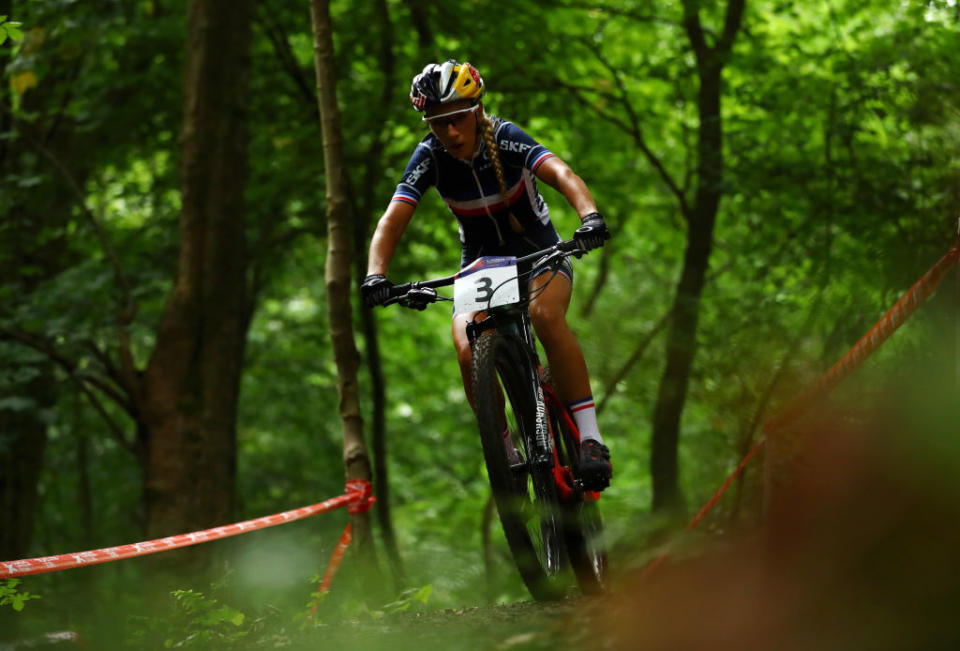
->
[392,116,556,247]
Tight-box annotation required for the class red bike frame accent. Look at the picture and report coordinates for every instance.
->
[541,375,601,503]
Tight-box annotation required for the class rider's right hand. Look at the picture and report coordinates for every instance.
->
[361,273,394,307]
[573,212,611,253]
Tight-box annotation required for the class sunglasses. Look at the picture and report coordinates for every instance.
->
[423,104,479,128]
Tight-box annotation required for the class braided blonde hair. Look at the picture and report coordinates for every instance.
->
[478,113,524,233]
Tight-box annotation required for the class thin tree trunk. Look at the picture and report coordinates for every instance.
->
[353,0,404,588]
[402,0,434,51]
[651,209,715,512]
[0,368,50,642]
[729,316,813,523]
[0,0,9,167]
[649,0,744,512]
[0,372,51,561]
[140,0,255,541]
[309,0,378,569]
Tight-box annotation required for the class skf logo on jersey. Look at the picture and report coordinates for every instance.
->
[410,90,426,110]
[500,140,532,154]
[404,158,431,185]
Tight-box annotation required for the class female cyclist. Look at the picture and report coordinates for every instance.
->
[361,60,612,490]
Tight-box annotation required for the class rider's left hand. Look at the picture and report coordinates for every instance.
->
[361,273,393,307]
[574,212,611,252]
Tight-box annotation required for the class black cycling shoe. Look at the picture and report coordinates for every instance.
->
[579,439,612,491]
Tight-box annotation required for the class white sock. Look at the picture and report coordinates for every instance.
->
[568,397,604,445]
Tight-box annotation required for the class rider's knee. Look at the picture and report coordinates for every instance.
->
[530,306,568,344]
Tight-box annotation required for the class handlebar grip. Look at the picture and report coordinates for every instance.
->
[384,284,439,309]
[388,282,413,297]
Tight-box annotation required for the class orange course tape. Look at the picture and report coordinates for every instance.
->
[765,238,960,434]
[310,522,353,615]
[310,479,377,611]
[1,480,376,579]
[642,238,960,579]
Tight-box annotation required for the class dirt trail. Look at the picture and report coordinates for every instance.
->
[299,598,591,650]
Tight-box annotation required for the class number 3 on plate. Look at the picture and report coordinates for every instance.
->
[453,256,520,314]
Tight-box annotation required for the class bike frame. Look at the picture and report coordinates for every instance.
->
[463,244,596,501]
[387,239,597,502]
[385,238,607,597]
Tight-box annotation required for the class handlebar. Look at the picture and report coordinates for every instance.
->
[383,238,586,310]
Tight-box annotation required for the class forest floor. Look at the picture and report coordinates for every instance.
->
[295,598,595,650]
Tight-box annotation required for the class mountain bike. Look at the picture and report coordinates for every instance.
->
[384,238,607,600]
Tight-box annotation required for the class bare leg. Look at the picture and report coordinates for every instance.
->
[453,276,595,408]
[452,310,481,409]
[527,273,592,403]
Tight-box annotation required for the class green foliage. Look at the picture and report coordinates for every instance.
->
[0,579,41,612]
[302,582,433,628]
[0,15,23,45]
[125,587,252,649]
[164,589,247,647]
[381,584,433,615]
[1,2,958,644]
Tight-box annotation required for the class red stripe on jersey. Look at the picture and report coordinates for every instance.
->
[531,152,555,172]
[447,182,527,217]
[391,195,419,207]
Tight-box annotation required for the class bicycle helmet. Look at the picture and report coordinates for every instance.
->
[409,60,484,111]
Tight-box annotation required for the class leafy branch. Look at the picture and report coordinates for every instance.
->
[0,102,143,429]
[0,326,136,454]
[0,579,41,612]
[557,38,692,217]
[0,15,24,45]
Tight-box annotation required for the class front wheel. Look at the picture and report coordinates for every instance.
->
[472,331,566,601]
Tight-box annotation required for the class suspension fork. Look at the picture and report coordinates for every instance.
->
[466,307,554,467]
[513,312,554,467]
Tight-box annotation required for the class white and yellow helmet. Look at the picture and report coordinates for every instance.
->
[409,60,484,111]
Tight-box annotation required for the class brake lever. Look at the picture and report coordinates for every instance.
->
[398,287,438,310]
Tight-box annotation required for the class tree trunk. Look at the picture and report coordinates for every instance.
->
[0,2,45,576]
[309,0,378,567]
[0,372,52,561]
[0,1,72,600]
[351,0,404,588]
[140,0,255,540]
[0,366,51,642]
[650,0,744,512]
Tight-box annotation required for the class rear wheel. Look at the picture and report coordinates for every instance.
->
[472,331,566,601]
[541,367,609,595]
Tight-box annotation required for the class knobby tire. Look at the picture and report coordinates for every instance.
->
[472,331,565,601]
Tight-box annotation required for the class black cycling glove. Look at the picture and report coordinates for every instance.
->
[573,212,611,252]
[361,273,393,307]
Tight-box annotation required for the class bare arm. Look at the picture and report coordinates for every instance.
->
[366,200,415,276]
[534,156,598,220]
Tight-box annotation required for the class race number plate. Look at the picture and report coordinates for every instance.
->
[454,256,520,314]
